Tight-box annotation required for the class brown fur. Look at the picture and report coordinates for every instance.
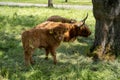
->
[35,21,91,42]
[22,26,68,66]
[47,15,76,23]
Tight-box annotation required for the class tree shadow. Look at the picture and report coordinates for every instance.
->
[57,37,94,56]
[0,12,95,80]
[0,26,117,80]
[0,12,46,28]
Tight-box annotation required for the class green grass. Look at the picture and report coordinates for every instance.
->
[0,6,120,80]
[0,0,92,5]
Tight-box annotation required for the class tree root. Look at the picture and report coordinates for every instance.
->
[87,45,116,61]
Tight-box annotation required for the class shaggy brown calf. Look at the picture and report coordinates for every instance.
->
[22,26,68,66]
[47,15,76,23]
[36,14,91,42]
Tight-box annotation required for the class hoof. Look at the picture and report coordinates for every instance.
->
[30,60,35,65]
[45,57,48,60]
[54,62,57,65]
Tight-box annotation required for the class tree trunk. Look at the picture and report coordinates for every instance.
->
[89,0,120,60]
[48,0,53,7]
[65,0,68,2]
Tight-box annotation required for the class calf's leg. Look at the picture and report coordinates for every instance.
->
[24,49,34,66]
[24,50,31,66]
[45,48,50,60]
[30,50,35,64]
[50,48,57,64]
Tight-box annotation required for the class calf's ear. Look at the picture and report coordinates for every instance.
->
[76,22,84,28]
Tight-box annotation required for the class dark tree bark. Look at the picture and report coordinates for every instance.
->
[48,0,53,7]
[89,0,120,60]
[65,0,68,2]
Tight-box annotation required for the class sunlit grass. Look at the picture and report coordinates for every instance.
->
[0,0,92,5]
[0,6,120,80]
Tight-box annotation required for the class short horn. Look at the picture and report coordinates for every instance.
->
[81,13,88,22]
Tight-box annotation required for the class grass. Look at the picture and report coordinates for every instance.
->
[0,0,92,5]
[0,6,120,80]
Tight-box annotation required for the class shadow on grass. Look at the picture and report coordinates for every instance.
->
[0,13,97,80]
[0,12,46,28]
[58,37,93,56]
[0,32,119,80]
[0,31,94,80]
[0,22,26,79]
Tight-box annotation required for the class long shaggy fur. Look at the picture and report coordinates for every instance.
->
[22,26,67,65]
[47,15,76,23]
[35,21,91,42]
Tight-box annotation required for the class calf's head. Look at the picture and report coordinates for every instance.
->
[49,25,68,41]
[74,13,91,37]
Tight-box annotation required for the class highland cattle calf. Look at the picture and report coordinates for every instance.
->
[22,26,68,66]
